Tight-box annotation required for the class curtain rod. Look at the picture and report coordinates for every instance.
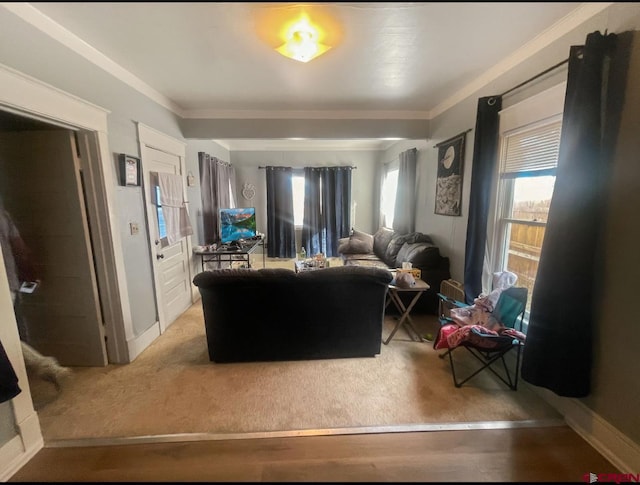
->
[258,165,357,169]
[433,128,473,149]
[500,57,569,98]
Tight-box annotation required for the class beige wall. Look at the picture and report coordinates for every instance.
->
[585,29,640,444]
[422,5,640,452]
[229,149,380,238]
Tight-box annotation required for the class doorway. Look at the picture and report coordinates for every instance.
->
[138,123,195,334]
[0,110,107,367]
[0,62,136,475]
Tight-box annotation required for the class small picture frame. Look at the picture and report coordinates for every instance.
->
[119,154,141,186]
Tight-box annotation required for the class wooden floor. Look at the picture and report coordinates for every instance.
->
[10,426,617,482]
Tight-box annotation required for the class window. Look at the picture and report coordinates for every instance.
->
[155,185,168,244]
[292,175,305,227]
[495,119,562,315]
[228,178,236,208]
[380,164,399,228]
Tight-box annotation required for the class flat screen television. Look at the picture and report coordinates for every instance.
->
[219,207,257,244]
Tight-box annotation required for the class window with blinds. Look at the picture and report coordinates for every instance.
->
[495,118,563,316]
[501,120,562,177]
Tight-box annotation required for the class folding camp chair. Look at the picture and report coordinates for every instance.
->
[436,286,528,390]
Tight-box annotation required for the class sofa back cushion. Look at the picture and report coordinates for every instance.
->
[193,266,392,289]
[381,231,434,267]
[193,266,393,363]
[384,234,410,266]
[403,232,434,244]
[373,227,395,260]
[193,267,297,287]
[395,242,442,269]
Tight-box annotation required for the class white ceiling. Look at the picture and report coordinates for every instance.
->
[17,2,593,147]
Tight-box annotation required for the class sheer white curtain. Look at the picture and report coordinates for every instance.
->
[379,160,398,229]
[393,147,417,234]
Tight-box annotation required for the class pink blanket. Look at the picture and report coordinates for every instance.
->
[434,308,526,351]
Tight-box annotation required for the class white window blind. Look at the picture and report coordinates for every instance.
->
[501,121,562,175]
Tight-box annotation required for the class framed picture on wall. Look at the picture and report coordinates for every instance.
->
[118,154,141,187]
[434,132,466,216]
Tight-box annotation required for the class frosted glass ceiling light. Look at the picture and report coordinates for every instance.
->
[276,16,331,63]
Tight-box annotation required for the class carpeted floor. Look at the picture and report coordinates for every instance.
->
[30,273,562,441]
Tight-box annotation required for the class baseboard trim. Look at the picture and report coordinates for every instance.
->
[531,386,640,474]
[483,353,639,473]
[126,321,160,361]
[0,432,43,482]
[44,418,565,448]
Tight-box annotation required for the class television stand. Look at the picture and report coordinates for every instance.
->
[193,236,265,272]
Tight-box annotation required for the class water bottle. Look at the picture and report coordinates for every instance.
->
[300,246,306,261]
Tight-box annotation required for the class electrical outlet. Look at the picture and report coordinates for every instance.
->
[130,222,139,235]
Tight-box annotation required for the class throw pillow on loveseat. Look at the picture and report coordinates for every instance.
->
[373,227,395,261]
[338,229,374,254]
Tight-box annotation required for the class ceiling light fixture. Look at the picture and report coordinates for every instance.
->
[276,14,331,63]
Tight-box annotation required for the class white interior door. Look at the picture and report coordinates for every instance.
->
[0,130,107,366]
[142,145,192,332]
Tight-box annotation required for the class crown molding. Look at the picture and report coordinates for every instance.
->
[4,3,185,116]
[428,2,613,119]
[183,109,431,120]
[0,61,110,132]
[213,139,231,151]
[12,2,612,123]
[213,138,401,151]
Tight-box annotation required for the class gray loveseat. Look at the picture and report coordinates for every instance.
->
[338,227,451,314]
[193,266,393,363]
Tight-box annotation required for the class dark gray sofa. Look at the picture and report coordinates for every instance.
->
[193,266,393,363]
[338,227,451,314]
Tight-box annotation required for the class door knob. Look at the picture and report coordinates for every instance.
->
[155,240,160,246]
[157,253,164,260]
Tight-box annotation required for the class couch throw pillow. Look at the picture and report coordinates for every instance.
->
[338,237,352,254]
[350,229,374,253]
[338,230,374,255]
[341,239,372,254]
[373,227,395,260]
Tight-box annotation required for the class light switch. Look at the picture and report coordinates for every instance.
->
[130,222,139,235]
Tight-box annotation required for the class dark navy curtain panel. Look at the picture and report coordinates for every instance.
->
[392,148,417,235]
[265,166,296,258]
[522,31,627,398]
[301,167,323,256]
[302,166,352,257]
[1,338,21,403]
[321,167,352,257]
[463,96,502,304]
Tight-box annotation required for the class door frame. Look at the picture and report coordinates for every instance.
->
[137,123,195,334]
[0,64,133,364]
[0,62,137,477]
